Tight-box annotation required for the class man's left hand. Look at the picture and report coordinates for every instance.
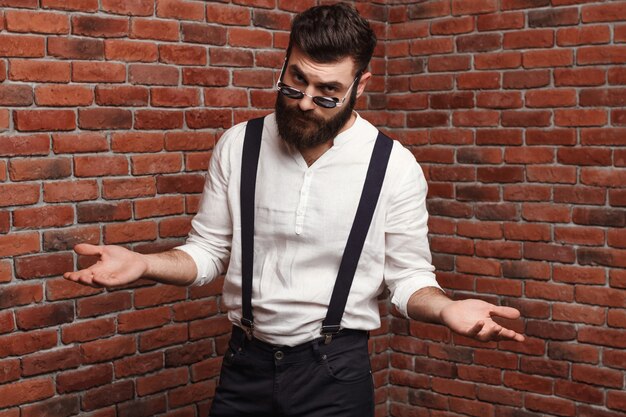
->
[440,299,525,343]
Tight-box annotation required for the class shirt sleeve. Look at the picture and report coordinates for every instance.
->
[384,147,442,318]
[174,124,244,286]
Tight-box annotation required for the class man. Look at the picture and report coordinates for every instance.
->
[65,4,524,416]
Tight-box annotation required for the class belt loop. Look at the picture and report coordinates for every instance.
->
[311,340,322,361]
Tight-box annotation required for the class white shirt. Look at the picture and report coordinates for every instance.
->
[176,112,441,346]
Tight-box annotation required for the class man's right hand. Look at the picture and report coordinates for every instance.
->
[63,243,149,288]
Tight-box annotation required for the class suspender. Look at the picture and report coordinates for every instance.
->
[239,116,393,343]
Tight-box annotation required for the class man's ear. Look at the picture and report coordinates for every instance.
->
[355,72,372,98]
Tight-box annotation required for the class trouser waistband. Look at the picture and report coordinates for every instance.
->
[229,325,368,364]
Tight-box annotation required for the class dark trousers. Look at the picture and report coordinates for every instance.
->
[209,326,375,417]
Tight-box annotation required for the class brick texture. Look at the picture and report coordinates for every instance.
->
[0,2,624,417]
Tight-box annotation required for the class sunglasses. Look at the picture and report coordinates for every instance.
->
[275,59,360,109]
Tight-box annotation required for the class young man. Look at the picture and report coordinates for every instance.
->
[65,4,524,416]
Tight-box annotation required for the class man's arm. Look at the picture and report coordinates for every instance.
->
[407,287,525,343]
[63,243,197,288]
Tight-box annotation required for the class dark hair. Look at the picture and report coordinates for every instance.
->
[288,2,377,75]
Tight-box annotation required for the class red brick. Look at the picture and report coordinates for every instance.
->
[14,110,75,132]
[6,10,69,34]
[95,85,149,106]
[524,394,575,416]
[128,64,178,86]
[228,27,273,48]
[77,292,132,318]
[431,16,474,35]
[582,2,626,22]
[13,205,73,229]
[182,68,229,88]
[0,231,40,257]
[576,286,625,308]
[105,39,158,62]
[186,109,232,129]
[0,35,45,57]
[555,226,605,246]
[80,335,136,364]
[72,15,128,38]
[0,378,54,409]
[167,380,215,408]
[410,74,454,91]
[573,364,623,388]
[557,25,611,46]
[552,303,605,325]
[527,165,577,184]
[82,380,134,411]
[9,157,72,182]
[114,352,163,378]
[410,38,454,56]
[476,91,522,109]
[0,358,20,384]
[48,37,103,60]
[165,132,214,151]
[578,45,626,65]
[457,33,501,53]
[104,221,157,244]
[35,85,93,107]
[134,195,184,219]
[182,22,227,45]
[111,132,163,153]
[131,18,179,41]
[102,177,156,200]
[504,29,554,49]
[579,327,626,348]
[15,252,73,279]
[524,242,575,263]
[134,110,183,130]
[0,134,49,157]
[8,59,70,83]
[47,277,103,301]
[79,108,132,130]
[159,44,206,65]
[74,155,128,177]
[101,0,154,16]
[502,110,551,127]
[156,0,204,20]
[206,3,250,25]
[139,324,188,352]
[151,87,200,107]
[526,89,576,109]
[503,69,550,89]
[77,201,131,223]
[210,48,255,67]
[22,346,82,376]
[555,68,606,87]
[453,110,499,127]
[52,132,108,154]
[548,342,599,364]
[136,367,187,396]
[61,318,115,343]
[0,84,33,106]
[41,0,98,11]
[72,62,126,83]
[477,12,525,31]
[581,168,626,187]
[16,301,74,330]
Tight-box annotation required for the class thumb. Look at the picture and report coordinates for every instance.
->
[490,306,521,320]
[74,243,104,257]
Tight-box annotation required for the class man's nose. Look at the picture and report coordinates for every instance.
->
[298,90,316,112]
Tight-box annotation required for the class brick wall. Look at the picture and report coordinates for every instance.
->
[0,1,624,417]
[384,2,626,417]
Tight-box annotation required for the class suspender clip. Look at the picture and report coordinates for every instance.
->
[241,318,254,340]
[321,325,341,345]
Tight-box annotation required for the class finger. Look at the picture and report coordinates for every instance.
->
[499,327,525,343]
[489,306,521,320]
[478,323,503,342]
[466,320,485,338]
[74,243,104,257]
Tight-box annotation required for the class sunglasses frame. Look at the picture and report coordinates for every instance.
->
[275,58,360,109]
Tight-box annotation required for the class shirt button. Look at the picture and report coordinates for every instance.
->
[274,351,284,361]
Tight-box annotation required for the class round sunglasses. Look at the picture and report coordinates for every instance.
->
[275,59,360,109]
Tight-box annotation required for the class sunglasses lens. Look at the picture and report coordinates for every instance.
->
[279,86,303,99]
[313,97,338,108]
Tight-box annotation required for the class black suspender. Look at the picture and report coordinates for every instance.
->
[240,117,264,339]
[239,116,393,343]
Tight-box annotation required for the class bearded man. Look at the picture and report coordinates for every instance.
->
[65,4,524,416]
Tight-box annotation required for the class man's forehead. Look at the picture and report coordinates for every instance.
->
[286,48,356,80]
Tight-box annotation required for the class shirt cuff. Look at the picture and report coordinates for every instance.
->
[391,275,443,319]
[173,243,215,287]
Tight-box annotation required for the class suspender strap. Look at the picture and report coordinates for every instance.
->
[240,117,265,339]
[321,132,393,344]
[240,118,393,344]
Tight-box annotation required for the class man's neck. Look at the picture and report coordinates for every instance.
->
[299,112,357,167]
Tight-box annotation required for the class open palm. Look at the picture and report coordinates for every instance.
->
[441,299,525,342]
[63,243,148,288]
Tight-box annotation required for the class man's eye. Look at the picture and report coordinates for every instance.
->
[294,74,306,83]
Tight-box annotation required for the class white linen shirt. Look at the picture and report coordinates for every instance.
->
[176,112,441,346]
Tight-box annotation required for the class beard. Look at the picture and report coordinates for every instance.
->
[275,91,356,150]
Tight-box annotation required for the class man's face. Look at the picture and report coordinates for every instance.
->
[275,47,362,150]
